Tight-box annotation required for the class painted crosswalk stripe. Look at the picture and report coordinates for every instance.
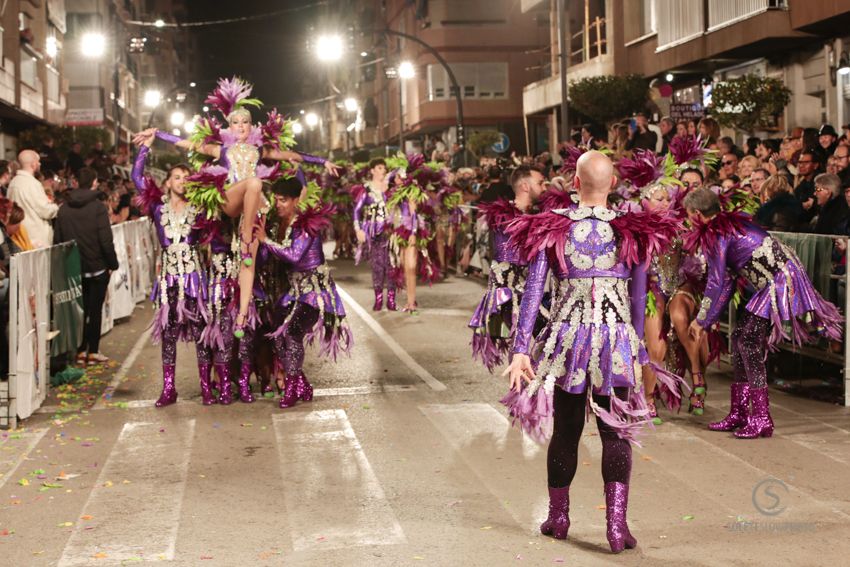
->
[336,285,447,391]
[273,410,406,551]
[58,420,195,567]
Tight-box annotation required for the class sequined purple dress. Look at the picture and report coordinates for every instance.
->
[501,205,682,444]
[468,199,528,371]
[694,213,842,353]
[353,182,394,292]
[263,206,353,363]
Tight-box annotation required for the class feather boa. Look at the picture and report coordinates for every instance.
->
[683,210,750,254]
[537,189,577,212]
[477,198,522,231]
[292,202,335,238]
[132,176,164,216]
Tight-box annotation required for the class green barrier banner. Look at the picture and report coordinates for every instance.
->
[50,243,84,357]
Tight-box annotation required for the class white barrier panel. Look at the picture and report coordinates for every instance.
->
[101,219,156,334]
[109,225,134,321]
[8,248,51,421]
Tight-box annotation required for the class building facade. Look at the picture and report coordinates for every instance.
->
[0,0,68,160]
[523,0,850,153]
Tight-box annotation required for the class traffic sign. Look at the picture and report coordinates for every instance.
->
[492,132,510,153]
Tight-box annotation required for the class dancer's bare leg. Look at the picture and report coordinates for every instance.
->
[643,295,667,405]
[221,177,264,326]
[404,242,417,310]
[436,224,447,273]
[669,288,707,411]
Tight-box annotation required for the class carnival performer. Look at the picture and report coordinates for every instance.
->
[132,132,212,407]
[260,177,353,409]
[387,154,443,314]
[132,76,339,340]
[684,188,843,438]
[502,151,681,553]
[468,165,548,372]
[352,158,397,311]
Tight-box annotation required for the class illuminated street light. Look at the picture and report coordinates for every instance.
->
[183,117,197,134]
[316,34,344,62]
[171,128,181,136]
[144,89,162,108]
[202,105,209,113]
[360,51,368,57]
[45,36,58,58]
[81,32,106,58]
[305,112,319,127]
[665,72,674,82]
[398,61,416,79]
[170,110,185,127]
[189,81,197,87]
[344,97,359,112]
[154,19,165,28]
[292,122,304,135]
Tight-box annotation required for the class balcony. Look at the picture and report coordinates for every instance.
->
[708,0,787,32]
[521,0,547,12]
[656,0,788,51]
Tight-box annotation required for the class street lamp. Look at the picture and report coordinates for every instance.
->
[45,36,58,58]
[170,110,185,128]
[398,61,416,79]
[292,122,304,135]
[316,34,344,62]
[144,89,162,108]
[305,112,319,128]
[81,32,106,58]
[343,97,359,112]
[154,19,165,28]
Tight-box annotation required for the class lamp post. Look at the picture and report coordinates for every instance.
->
[81,29,121,147]
[396,61,415,153]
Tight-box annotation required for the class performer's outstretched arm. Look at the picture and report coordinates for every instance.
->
[629,263,648,340]
[512,250,550,355]
[696,236,734,329]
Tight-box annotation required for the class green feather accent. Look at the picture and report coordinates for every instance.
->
[298,180,323,211]
[442,191,463,209]
[646,290,658,317]
[386,183,427,210]
[731,288,743,310]
[237,97,263,109]
[385,154,409,172]
[185,182,225,218]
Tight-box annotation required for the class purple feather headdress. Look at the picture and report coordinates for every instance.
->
[617,149,665,189]
[204,76,260,118]
[668,135,718,168]
[558,146,586,174]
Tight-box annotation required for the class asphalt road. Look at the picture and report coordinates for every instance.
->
[1,257,849,567]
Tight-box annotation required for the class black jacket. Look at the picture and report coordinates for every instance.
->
[54,188,119,274]
[814,196,850,235]
[755,192,802,232]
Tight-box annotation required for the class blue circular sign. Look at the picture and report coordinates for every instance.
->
[492,132,510,153]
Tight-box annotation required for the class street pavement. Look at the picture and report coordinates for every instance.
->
[2,257,850,566]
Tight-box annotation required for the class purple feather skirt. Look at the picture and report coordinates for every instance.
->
[740,238,843,348]
[267,264,353,361]
[151,285,205,345]
[469,261,527,372]
[501,277,686,445]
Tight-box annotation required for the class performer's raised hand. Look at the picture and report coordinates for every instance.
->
[324,161,341,177]
[355,229,366,244]
[133,128,157,147]
[503,353,535,393]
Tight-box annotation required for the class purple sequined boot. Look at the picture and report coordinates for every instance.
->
[279,375,300,409]
[540,486,570,539]
[216,363,234,405]
[372,289,383,311]
[155,364,178,407]
[238,363,255,403]
[605,482,637,553]
[386,289,398,311]
[709,382,749,431]
[295,372,314,402]
[734,387,774,439]
[198,363,216,406]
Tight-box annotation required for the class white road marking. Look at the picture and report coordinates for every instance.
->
[92,325,153,410]
[336,285,447,391]
[416,308,472,317]
[0,428,48,491]
[273,410,406,551]
[58,420,195,567]
[419,403,547,530]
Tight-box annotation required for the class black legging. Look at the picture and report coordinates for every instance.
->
[79,272,110,354]
[547,386,633,488]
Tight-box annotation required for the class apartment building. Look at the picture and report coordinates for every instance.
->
[523,0,850,152]
[0,0,68,160]
[345,0,547,157]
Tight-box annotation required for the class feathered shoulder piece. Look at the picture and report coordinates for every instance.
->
[186,116,222,170]
[205,76,262,118]
[668,135,719,169]
[505,210,574,271]
[292,201,336,237]
[262,109,296,152]
[558,146,587,174]
[350,183,367,204]
[191,211,222,246]
[132,176,164,216]
[538,189,578,212]
[610,208,681,268]
[478,198,521,230]
[617,149,680,189]
[683,210,750,254]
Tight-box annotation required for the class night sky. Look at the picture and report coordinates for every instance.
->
[185,0,326,112]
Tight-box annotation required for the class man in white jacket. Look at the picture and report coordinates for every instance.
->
[7,149,57,248]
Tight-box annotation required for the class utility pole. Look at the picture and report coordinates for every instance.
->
[557,0,569,142]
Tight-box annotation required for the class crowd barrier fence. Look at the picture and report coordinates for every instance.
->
[1,219,157,429]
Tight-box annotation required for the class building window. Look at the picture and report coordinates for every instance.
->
[429,0,507,26]
[625,0,656,43]
[427,62,508,101]
[47,66,60,102]
[20,47,37,88]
